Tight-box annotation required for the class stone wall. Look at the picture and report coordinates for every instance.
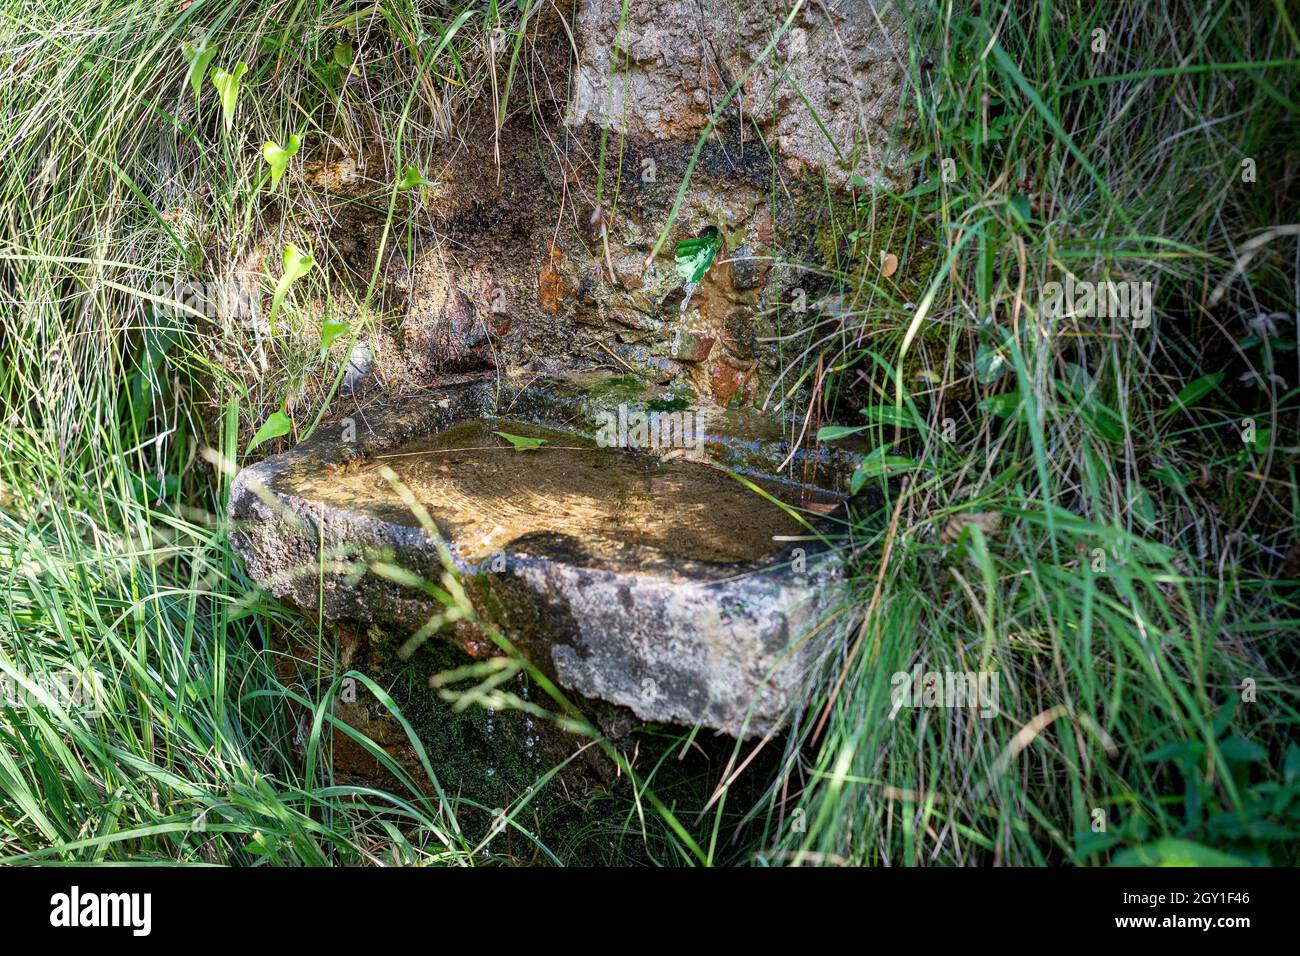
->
[567,0,908,186]
[309,1,910,415]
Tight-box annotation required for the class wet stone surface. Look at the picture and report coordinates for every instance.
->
[230,375,851,737]
[286,419,834,567]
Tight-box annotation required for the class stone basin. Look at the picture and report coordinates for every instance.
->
[229,372,855,737]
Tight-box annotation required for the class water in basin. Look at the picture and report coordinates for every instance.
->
[282,418,840,566]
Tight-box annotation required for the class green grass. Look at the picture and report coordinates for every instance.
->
[1,0,1298,865]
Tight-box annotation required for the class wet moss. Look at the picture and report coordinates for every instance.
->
[582,374,647,402]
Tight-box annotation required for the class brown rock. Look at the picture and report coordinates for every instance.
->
[538,245,566,315]
[940,512,1002,544]
[709,363,745,406]
[729,245,769,291]
[723,310,757,360]
[672,330,715,363]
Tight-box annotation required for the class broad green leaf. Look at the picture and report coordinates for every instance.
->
[245,830,281,856]
[1207,812,1293,841]
[1218,736,1268,763]
[247,410,291,453]
[1109,838,1247,868]
[210,61,248,132]
[1143,740,1204,767]
[1008,193,1032,225]
[1071,828,1124,862]
[1284,743,1300,784]
[849,446,916,493]
[1131,483,1157,528]
[1212,698,1239,738]
[979,390,1022,418]
[494,431,545,452]
[860,404,921,429]
[974,342,1010,383]
[181,37,218,104]
[397,166,437,190]
[320,318,350,354]
[817,424,869,441]
[262,134,302,192]
[268,243,315,330]
[1083,400,1125,443]
[1149,465,1188,488]
[1056,367,1124,442]
[1171,372,1224,412]
[333,40,354,68]
[674,231,722,285]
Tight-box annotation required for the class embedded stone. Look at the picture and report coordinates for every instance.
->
[229,375,850,737]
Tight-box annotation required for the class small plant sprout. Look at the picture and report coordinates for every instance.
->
[209,61,248,132]
[181,36,217,104]
[268,243,315,330]
[397,165,438,201]
[262,134,302,192]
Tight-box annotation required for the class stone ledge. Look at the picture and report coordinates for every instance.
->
[229,374,851,737]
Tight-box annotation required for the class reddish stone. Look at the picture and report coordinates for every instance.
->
[709,363,744,406]
[672,331,715,363]
[538,245,565,315]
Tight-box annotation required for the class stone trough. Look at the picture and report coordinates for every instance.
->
[229,372,859,737]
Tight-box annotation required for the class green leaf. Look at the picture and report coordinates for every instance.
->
[1071,828,1123,862]
[1084,401,1126,443]
[974,342,1010,383]
[1208,813,1293,841]
[817,424,869,441]
[1212,697,1240,738]
[320,318,350,354]
[1008,193,1032,225]
[1131,484,1157,529]
[397,166,437,190]
[979,390,1022,418]
[181,37,218,104]
[1218,736,1268,763]
[494,431,546,452]
[1109,838,1247,868]
[247,410,292,453]
[1055,367,1124,443]
[210,61,248,133]
[127,472,179,505]
[333,40,354,68]
[245,830,280,856]
[261,134,302,192]
[1150,465,1188,488]
[1143,740,1203,767]
[1285,743,1300,784]
[860,404,921,429]
[849,446,917,493]
[1170,372,1224,413]
[674,231,722,285]
[269,243,315,330]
